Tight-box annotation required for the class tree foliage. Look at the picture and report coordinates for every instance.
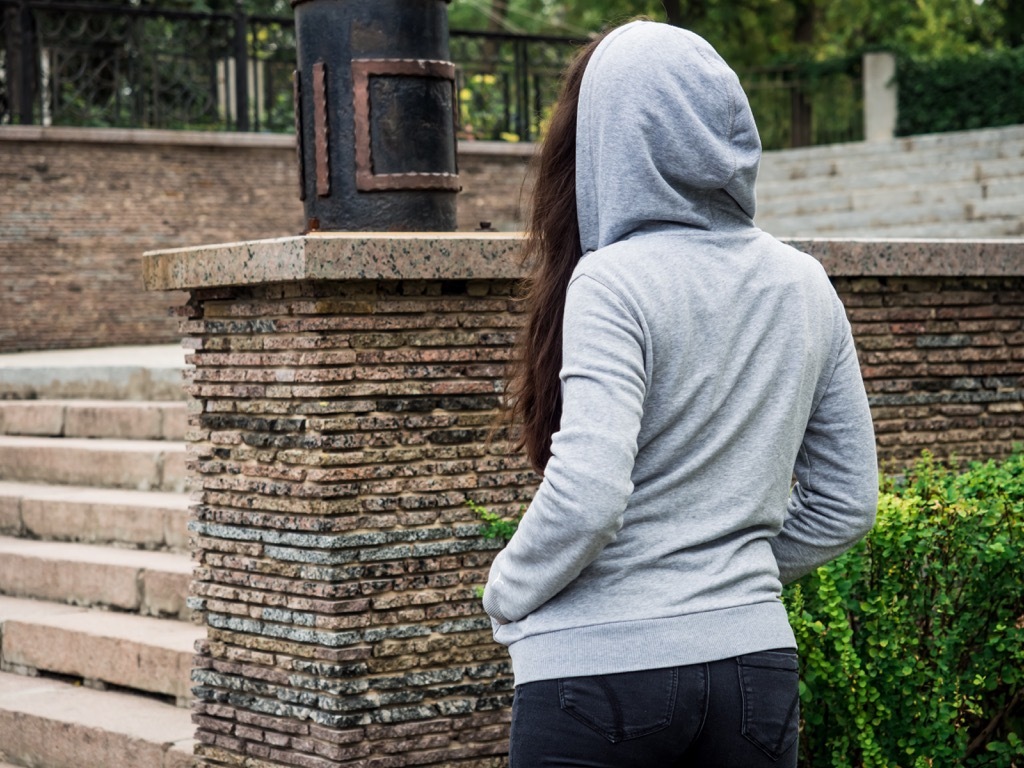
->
[448,0,1019,68]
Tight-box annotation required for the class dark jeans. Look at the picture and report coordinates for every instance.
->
[509,649,800,768]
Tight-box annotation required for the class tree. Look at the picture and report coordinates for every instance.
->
[448,0,1014,64]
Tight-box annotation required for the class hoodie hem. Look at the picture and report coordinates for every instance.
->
[505,600,796,685]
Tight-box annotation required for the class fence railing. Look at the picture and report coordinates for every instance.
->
[0,1,863,148]
[741,58,864,149]
[0,0,582,140]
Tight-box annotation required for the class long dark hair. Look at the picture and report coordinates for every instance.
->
[504,35,605,476]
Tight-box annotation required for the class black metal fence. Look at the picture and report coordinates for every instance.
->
[0,1,862,147]
[741,58,864,149]
[0,0,583,140]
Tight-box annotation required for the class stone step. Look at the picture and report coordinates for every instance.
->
[0,399,187,440]
[760,157,1024,205]
[984,176,1024,199]
[846,180,988,213]
[760,180,1021,225]
[758,162,982,200]
[0,345,188,401]
[0,536,192,619]
[0,435,187,492]
[869,219,1024,239]
[0,671,195,768]
[759,123,1024,167]
[0,481,189,551]
[764,199,969,237]
[756,189,853,218]
[760,137,1024,184]
[967,195,1024,222]
[0,595,201,702]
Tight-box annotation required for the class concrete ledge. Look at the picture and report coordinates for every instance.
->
[143,234,1024,292]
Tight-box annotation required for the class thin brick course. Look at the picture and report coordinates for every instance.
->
[834,275,1024,461]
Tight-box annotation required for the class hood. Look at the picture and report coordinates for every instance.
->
[576,21,761,253]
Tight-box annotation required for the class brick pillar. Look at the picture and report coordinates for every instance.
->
[145,234,534,768]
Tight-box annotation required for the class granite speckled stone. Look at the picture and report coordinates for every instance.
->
[786,238,1024,277]
[143,235,1024,292]
[143,234,523,291]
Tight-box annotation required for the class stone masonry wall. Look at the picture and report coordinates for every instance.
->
[0,127,532,354]
[181,278,533,768]
[837,275,1024,465]
[145,235,1024,768]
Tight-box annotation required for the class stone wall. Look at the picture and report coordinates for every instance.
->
[144,234,1024,768]
[0,127,532,354]
[838,274,1024,463]
[184,278,528,768]
[151,235,527,768]
[787,239,1024,465]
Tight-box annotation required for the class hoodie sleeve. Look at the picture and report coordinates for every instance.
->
[482,274,646,624]
[771,296,878,584]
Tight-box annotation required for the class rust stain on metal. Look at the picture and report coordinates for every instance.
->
[312,60,331,197]
[293,70,306,201]
[351,58,460,192]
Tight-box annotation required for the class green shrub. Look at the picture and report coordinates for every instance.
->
[786,452,1024,766]
[896,48,1024,136]
[471,452,1024,764]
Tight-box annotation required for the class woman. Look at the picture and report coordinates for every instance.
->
[482,20,879,767]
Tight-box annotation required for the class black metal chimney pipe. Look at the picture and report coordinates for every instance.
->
[292,0,458,232]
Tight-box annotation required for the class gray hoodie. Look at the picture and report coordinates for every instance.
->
[482,21,878,685]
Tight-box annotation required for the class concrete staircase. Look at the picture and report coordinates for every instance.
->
[757,124,1024,238]
[0,347,198,768]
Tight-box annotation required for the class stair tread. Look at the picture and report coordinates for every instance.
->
[0,345,187,369]
[0,435,185,452]
[0,480,189,509]
[0,398,187,408]
[0,399,188,441]
[0,344,189,402]
[0,596,199,700]
[0,536,192,572]
[0,595,201,650]
[0,670,194,766]
[0,436,187,493]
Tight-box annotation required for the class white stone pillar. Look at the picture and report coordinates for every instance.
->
[862,52,898,142]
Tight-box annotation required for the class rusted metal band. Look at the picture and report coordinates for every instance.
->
[312,60,330,198]
[352,58,460,192]
[363,172,462,191]
[293,70,306,201]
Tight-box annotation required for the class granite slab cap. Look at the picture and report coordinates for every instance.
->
[142,233,524,291]
[787,237,1024,277]
[142,234,1024,292]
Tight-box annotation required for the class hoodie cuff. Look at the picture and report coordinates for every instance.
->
[482,579,511,625]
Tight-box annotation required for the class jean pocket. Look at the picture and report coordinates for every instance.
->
[737,649,800,760]
[558,667,678,744]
